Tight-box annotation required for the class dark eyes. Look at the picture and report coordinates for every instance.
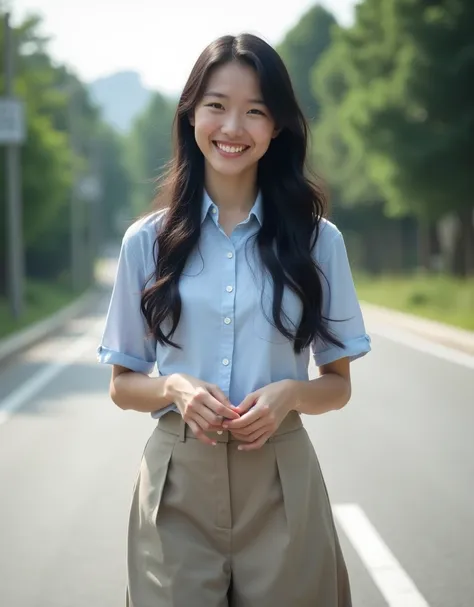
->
[204,103,265,116]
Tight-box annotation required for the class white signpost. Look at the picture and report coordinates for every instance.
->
[3,13,26,319]
[0,97,25,144]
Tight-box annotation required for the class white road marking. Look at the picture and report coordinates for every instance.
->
[0,321,103,426]
[368,324,474,370]
[0,304,440,607]
[333,503,430,607]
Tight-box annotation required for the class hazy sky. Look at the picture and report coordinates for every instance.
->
[13,0,356,94]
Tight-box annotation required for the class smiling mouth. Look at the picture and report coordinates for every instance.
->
[213,141,250,155]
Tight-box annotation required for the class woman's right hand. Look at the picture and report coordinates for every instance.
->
[164,373,240,445]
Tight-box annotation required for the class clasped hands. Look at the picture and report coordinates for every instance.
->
[166,373,297,451]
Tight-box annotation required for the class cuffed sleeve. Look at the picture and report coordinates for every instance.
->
[311,230,371,367]
[97,235,157,374]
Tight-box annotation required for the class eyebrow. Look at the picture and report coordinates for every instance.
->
[203,91,266,105]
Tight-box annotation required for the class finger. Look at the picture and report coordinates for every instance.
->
[237,430,269,451]
[198,402,227,427]
[192,410,222,433]
[228,417,267,437]
[234,391,258,415]
[229,431,248,441]
[223,407,261,430]
[186,417,217,446]
[231,425,268,442]
[207,384,234,410]
[203,392,240,420]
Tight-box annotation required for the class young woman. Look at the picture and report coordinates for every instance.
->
[98,33,371,607]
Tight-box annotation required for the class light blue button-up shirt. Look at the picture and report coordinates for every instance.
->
[97,191,371,418]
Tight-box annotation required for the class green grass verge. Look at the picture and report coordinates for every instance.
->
[1,274,473,344]
[0,280,83,341]
[355,273,474,332]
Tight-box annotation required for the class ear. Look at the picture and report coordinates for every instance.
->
[189,112,195,127]
[272,126,281,139]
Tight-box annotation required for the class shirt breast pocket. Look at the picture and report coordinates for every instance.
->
[249,275,303,346]
[179,251,222,321]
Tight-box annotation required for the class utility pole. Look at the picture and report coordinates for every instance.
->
[87,137,102,287]
[2,12,25,318]
[67,84,82,292]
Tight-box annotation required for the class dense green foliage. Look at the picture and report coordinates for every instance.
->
[1,0,473,327]
[300,0,473,275]
[0,10,132,294]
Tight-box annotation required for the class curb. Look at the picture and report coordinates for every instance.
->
[0,287,103,366]
[1,288,472,366]
[361,301,474,356]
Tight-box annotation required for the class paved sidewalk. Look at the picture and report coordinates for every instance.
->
[1,262,472,366]
[0,287,103,367]
[362,301,474,356]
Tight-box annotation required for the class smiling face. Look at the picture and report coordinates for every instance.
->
[190,61,278,180]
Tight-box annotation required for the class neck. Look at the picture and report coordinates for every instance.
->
[204,165,258,214]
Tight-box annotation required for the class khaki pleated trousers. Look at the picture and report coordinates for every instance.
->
[126,410,351,607]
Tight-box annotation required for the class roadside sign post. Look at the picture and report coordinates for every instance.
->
[2,13,26,319]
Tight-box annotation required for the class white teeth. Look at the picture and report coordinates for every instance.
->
[216,142,247,154]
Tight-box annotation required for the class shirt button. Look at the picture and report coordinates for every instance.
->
[222,358,230,366]
[227,252,233,259]
[226,285,233,293]
[211,207,217,214]
[224,317,232,325]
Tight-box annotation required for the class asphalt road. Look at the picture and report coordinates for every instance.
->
[0,294,473,607]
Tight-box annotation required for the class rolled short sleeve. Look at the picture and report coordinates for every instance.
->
[97,235,157,374]
[311,230,371,367]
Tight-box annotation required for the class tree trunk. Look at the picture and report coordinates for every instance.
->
[437,214,457,273]
[385,220,404,273]
[417,219,431,271]
[458,207,474,277]
[0,257,6,297]
[0,226,6,295]
[429,223,441,272]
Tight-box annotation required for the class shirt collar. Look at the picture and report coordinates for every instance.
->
[200,190,263,226]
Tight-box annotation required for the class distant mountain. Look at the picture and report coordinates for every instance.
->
[88,71,152,133]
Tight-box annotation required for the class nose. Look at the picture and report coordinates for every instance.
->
[220,112,244,139]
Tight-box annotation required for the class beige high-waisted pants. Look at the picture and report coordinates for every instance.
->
[126,410,351,607]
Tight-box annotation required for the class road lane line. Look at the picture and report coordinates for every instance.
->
[0,321,103,426]
[369,324,474,370]
[333,503,430,607]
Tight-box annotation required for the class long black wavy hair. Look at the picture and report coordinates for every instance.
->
[141,33,343,355]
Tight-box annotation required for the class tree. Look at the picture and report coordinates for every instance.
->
[312,13,423,274]
[96,125,132,240]
[330,0,474,274]
[312,29,381,208]
[0,9,132,293]
[0,12,73,288]
[277,4,337,122]
[126,92,175,215]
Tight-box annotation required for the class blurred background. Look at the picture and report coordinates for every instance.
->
[0,3,473,607]
[0,0,473,337]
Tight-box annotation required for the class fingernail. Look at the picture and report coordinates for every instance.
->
[238,445,244,451]
[212,441,217,446]
[222,424,228,429]
[217,430,223,435]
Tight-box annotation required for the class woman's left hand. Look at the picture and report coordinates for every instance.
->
[222,379,298,451]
